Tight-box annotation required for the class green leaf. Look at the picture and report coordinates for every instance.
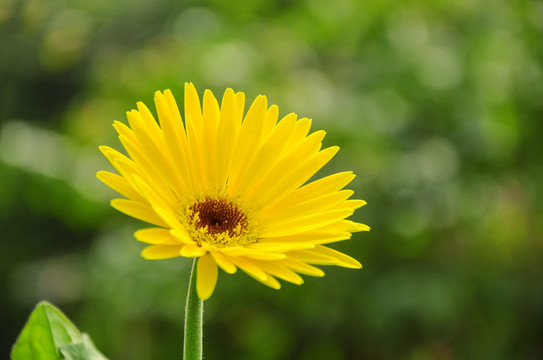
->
[59,334,108,360]
[11,301,108,360]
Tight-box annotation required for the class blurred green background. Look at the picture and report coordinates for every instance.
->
[2,0,543,359]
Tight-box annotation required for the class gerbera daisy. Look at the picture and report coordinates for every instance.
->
[97,83,369,300]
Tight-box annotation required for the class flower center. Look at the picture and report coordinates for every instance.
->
[182,197,255,248]
[190,198,248,237]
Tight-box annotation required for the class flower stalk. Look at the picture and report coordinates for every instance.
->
[184,259,203,360]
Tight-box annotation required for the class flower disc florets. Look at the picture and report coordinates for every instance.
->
[181,196,255,248]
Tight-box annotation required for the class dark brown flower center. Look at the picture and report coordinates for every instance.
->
[189,198,248,238]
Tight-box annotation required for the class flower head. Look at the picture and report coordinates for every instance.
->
[97,83,369,300]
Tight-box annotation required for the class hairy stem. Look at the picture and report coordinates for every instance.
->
[183,259,203,360]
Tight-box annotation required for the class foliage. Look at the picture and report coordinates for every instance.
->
[11,301,107,360]
[1,0,543,359]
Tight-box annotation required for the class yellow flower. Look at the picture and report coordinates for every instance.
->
[97,83,370,300]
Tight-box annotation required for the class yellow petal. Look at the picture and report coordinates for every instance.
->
[197,254,218,300]
[136,101,162,137]
[153,206,185,231]
[287,249,339,265]
[235,92,246,124]
[134,228,180,245]
[228,256,268,281]
[184,82,203,132]
[228,95,267,187]
[163,88,195,189]
[228,112,297,196]
[246,129,325,202]
[281,117,312,156]
[96,171,144,202]
[170,229,196,245]
[216,88,240,186]
[312,245,362,269]
[125,109,179,192]
[219,247,248,256]
[185,114,206,189]
[132,175,175,211]
[261,190,354,225]
[163,89,186,131]
[117,134,175,201]
[270,172,356,213]
[261,208,355,238]
[316,220,371,233]
[280,258,325,277]
[112,157,142,190]
[254,260,304,285]
[243,252,287,260]
[335,199,367,211]
[154,90,193,193]
[229,257,280,289]
[260,231,352,245]
[112,120,138,145]
[202,89,220,185]
[111,199,168,227]
[253,146,340,207]
[262,104,279,137]
[184,83,206,188]
[257,274,281,290]
[99,145,137,176]
[211,252,237,274]
[141,245,182,259]
[180,244,206,257]
[246,242,315,252]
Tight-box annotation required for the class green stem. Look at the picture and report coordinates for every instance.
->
[184,259,203,360]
